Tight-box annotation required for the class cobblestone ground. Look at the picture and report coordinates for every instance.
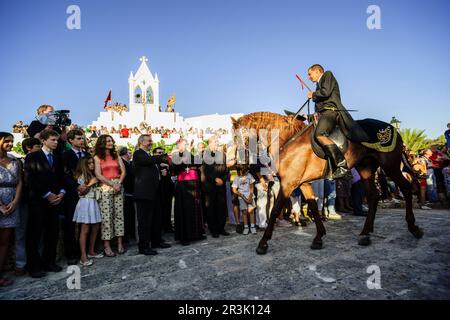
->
[1,208,449,300]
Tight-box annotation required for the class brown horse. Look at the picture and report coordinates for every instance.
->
[231,112,424,254]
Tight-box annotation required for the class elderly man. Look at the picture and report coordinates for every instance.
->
[133,134,170,255]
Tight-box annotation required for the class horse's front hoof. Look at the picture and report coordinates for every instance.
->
[358,235,371,246]
[310,240,323,250]
[256,244,268,255]
[411,227,424,239]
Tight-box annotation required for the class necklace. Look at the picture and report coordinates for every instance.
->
[0,156,11,169]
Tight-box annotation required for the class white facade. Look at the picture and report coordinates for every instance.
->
[92,56,185,130]
[128,56,159,115]
[91,56,243,132]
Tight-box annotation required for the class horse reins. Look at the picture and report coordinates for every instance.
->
[280,122,315,151]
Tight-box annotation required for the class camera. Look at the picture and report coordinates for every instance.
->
[37,110,72,127]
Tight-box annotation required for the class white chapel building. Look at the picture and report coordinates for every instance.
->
[91,56,242,133]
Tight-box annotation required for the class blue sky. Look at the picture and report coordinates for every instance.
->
[0,0,449,138]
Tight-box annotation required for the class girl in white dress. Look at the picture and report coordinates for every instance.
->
[73,156,102,266]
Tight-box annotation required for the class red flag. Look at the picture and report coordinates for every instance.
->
[295,74,305,90]
[104,90,112,109]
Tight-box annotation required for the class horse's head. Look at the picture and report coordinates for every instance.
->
[228,112,306,169]
[231,112,305,145]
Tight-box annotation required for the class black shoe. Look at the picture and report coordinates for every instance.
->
[337,206,352,213]
[211,233,219,238]
[43,264,63,272]
[219,230,230,236]
[299,218,308,227]
[152,243,172,249]
[235,224,244,234]
[67,258,78,266]
[139,248,158,255]
[29,270,47,278]
[198,235,207,240]
[164,227,175,233]
[323,144,353,180]
[181,241,191,246]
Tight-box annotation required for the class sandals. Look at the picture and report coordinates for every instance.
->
[88,252,104,259]
[79,259,93,267]
[103,249,116,257]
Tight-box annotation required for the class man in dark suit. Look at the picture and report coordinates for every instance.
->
[62,129,87,265]
[200,136,229,238]
[300,64,353,179]
[133,134,171,255]
[24,129,65,278]
[153,147,174,233]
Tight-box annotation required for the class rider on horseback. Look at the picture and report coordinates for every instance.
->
[306,64,353,180]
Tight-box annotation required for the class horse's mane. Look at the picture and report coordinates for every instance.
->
[232,112,306,147]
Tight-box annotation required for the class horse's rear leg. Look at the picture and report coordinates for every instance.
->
[384,166,424,239]
[301,183,326,249]
[256,186,290,255]
[357,166,379,246]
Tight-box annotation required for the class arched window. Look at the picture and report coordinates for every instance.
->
[134,86,142,103]
[146,86,154,104]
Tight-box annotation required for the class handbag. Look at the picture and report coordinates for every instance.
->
[95,187,102,201]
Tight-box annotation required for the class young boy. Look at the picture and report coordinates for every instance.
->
[232,166,256,235]
[24,129,65,278]
[21,137,41,154]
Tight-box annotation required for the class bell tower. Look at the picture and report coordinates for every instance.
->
[128,56,160,117]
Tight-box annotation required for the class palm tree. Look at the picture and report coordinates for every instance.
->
[400,128,430,154]
[429,134,446,146]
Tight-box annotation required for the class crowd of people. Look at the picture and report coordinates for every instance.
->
[105,103,127,115]
[12,118,229,142]
[408,143,450,207]
[85,124,228,140]
[1,105,449,288]
[11,121,28,135]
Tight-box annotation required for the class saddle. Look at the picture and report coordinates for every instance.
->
[311,114,398,159]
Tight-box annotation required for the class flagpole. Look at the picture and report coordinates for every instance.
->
[173,92,176,123]
[110,88,114,121]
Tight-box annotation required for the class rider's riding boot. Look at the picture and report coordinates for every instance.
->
[323,144,353,180]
